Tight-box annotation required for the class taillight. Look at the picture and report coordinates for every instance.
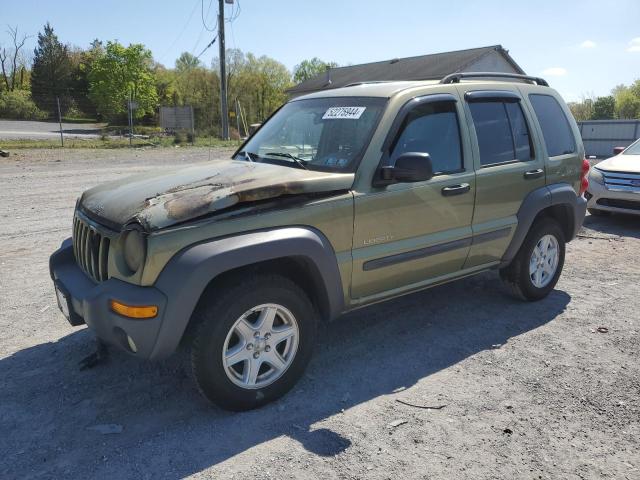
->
[580,158,590,196]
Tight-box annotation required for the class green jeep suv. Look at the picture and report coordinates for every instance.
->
[50,72,588,410]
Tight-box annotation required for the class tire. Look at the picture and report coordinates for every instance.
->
[190,274,317,411]
[499,218,565,301]
[588,208,609,217]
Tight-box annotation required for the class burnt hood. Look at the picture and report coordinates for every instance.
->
[79,160,354,231]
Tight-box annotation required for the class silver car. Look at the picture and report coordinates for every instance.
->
[586,138,640,216]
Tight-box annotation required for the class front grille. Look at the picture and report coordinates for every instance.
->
[602,170,640,193]
[72,214,111,282]
[597,198,640,211]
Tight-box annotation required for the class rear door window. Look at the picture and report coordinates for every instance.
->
[529,94,576,157]
[505,102,533,161]
[468,100,533,166]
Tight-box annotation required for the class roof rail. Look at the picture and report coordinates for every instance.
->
[440,72,549,87]
[343,80,394,88]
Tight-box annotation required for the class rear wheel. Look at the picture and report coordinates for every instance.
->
[500,218,565,301]
[191,274,317,411]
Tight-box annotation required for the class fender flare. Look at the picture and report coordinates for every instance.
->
[150,227,344,359]
[500,183,586,266]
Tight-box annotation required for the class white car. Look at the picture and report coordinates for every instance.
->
[586,138,640,216]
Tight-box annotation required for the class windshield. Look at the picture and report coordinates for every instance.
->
[234,97,387,172]
[623,138,640,155]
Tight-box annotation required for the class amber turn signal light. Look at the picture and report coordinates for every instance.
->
[110,300,158,319]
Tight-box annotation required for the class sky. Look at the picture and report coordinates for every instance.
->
[3,0,639,102]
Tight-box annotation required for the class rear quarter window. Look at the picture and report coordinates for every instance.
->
[529,94,576,157]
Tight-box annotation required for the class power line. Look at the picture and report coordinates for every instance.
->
[168,35,217,85]
[226,0,241,23]
[157,0,201,62]
[201,0,218,32]
[227,0,240,52]
[196,35,217,60]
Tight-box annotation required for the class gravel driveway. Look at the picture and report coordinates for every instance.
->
[1,148,638,479]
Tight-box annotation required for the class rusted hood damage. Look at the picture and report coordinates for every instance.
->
[79,160,354,231]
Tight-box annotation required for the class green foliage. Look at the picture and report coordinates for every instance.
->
[568,94,594,122]
[218,49,292,126]
[615,89,640,119]
[88,41,158,121]
[30,23,72,112]
[67,40,104,117]
[153,65,178,106]
[0,90,47,120]
[171,64,219,133]
[173,131,187,144]
[570,81,640,121]
[175,52,201,72]
[612,80,640,119]
[591,96,615,120]
[292,57,338,84]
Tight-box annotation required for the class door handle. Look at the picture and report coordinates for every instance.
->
[441,183,471,196]
[524,169,544,180]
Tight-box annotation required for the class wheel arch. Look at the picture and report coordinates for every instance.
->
[501,183,586,267]
[150,227,344,359]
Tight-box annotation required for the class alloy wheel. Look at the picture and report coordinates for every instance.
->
[222,303,299,389]
[529,234,560,288]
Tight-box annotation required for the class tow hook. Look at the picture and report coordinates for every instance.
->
[79,338,109,371]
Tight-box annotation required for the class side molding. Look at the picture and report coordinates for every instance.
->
[500,183,586,266]
[150,227,344,359]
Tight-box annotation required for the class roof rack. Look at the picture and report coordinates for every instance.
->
[343,80,394,88]
[440,72,549,87]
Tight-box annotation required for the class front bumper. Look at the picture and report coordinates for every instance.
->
[49,239,168,359]
[586,179,640,216]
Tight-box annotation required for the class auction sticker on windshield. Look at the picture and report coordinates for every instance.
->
[323,106,366,120]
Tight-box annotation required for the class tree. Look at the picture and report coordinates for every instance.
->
[217,50,291,123]
[292,57,338,84]
[591,96,615,120]
[567,94,595,122]
[173,67,219,133]
[67,40,103,117]
[249,54,291,120]
[615,89,640,119]
[612,82,640,119]
[0,26,30,92]
[175,52,201,72]
[30,23,72,112]
[153,64,177,106]
[88,41,158,120]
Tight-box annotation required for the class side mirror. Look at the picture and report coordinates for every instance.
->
[377,152,434,186]
[613,146,625,155]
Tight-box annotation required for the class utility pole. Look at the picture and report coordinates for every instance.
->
[56,96,64,147]
[128,91,133,147]
[218,0,229,140]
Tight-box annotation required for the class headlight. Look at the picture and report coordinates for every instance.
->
[589,167,604,185]
[123,229,146,273]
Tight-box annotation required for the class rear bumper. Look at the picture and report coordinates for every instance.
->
[586,180,640,216]
[49,239,168,359]
[572,196,588,238]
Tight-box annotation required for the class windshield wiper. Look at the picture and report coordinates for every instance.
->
[264,152,308,170]
[237,150,259,162]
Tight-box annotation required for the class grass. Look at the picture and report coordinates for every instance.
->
[0,136,241,150]
[60,117,100,124]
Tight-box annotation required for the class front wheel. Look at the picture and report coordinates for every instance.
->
[500,218,566,301]
[190,274,317,411]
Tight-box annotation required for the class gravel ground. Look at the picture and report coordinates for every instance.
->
[1,148,638,479]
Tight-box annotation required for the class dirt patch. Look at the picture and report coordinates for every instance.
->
[1,148,638,479]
